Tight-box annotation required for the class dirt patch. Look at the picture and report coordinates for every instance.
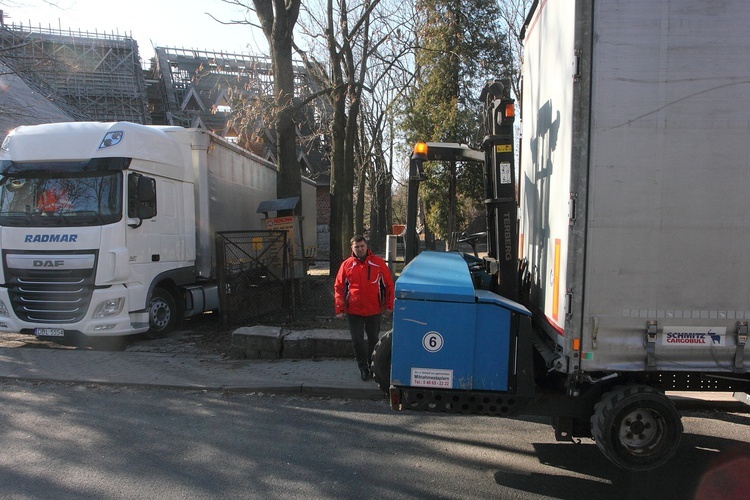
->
[125,312,234,356]
[0,332,77,350]
[0,312,387,356]
[0,314,234,355]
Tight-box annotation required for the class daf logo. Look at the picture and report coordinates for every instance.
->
[6,254,95,271]
[34,260,65,267]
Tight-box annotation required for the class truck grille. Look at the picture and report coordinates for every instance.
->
[3,252,97,323]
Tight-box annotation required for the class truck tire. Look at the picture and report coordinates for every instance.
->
[591,384,683,471]
[148,288,176,337]
[370,330,392,394]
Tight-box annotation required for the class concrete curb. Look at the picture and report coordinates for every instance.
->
[0,348,385,400]
[232,385,387,400]
[0,375,388,400]
[229,326,354,360]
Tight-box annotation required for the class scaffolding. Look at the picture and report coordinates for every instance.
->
[150,46,329,177]
[0,19,329,180]
[0,22,150,124]
[151,47,319,128]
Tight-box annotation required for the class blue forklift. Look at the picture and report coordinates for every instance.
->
[371,80,543,418]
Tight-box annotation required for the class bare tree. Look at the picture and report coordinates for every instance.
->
[357,29,417,251]
[210,1,304,207]
[295,0,417,267]
[251,0,303,206]
[496,0,532,102]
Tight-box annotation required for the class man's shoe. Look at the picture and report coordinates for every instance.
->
[360,369,370,381]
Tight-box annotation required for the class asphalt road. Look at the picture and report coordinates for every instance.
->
[0,378,747,499]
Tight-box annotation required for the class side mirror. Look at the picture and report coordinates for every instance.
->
[128,173,157,228]
[137,206,156,219]
[138,176,156,202]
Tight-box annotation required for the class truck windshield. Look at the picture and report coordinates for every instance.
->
[0,171,122,227]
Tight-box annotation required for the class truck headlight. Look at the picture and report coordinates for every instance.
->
[0,300,9,317]
[93,298,124,318]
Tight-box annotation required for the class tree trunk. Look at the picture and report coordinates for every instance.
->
[329,85,348,269]
[369,167,389,254]
[354,123,366,238]
[252,0,302,211]
[355,157,367,237]
[274,51,301,206]
[446,161,456,250]
[342,91,361,251]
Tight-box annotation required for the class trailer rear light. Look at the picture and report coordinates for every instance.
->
[390,387,403,410]
[504,103,515,118]
[572,338,580,351]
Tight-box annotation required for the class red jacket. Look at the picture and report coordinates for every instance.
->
[334,250,395,316]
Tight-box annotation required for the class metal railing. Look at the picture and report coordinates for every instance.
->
[215,230,293,326]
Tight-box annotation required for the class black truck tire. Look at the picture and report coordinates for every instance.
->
[147,288,176,337]
[591,384,683,471]
[370,330,392,394]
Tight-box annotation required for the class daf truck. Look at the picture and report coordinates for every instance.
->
[0,121,314,340]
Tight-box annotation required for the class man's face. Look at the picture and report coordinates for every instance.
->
[352,240,368,258]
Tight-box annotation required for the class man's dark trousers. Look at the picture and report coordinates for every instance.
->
[347,313,381,372]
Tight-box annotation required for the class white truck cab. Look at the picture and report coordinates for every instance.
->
[0,121,276,339]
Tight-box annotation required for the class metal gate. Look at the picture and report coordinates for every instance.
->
[215,230,294,326]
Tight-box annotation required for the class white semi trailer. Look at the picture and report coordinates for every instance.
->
[520,0,750,376]
[381,0,749,472]
[0,121,314,339]
[516,0,750,467]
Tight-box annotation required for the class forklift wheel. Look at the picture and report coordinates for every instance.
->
[370,330,392,394]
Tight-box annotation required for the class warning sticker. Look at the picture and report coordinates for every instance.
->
[662,326,726,347]
[499,162,511,184]
[411,368,453,389]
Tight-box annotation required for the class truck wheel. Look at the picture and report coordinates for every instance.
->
[370,330,392,394]
[148,288,176,337]
[591,384,683,471]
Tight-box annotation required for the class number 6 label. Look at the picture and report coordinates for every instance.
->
[422,331,444,352]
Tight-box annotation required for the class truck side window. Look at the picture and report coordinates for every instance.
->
[127,173,157,219]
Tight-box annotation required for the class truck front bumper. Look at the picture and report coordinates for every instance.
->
[0,288,149,337]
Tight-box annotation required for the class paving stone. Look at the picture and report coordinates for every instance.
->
[230,326,287,359]
[283,329,353,359]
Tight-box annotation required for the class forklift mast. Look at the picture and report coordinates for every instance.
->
[479,80,518,302]
[405,81,518,302]
[405,146,484,263]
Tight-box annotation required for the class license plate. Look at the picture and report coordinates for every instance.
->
[34,328,65,337]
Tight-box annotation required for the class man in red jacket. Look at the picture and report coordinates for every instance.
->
[334,235,395,381]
